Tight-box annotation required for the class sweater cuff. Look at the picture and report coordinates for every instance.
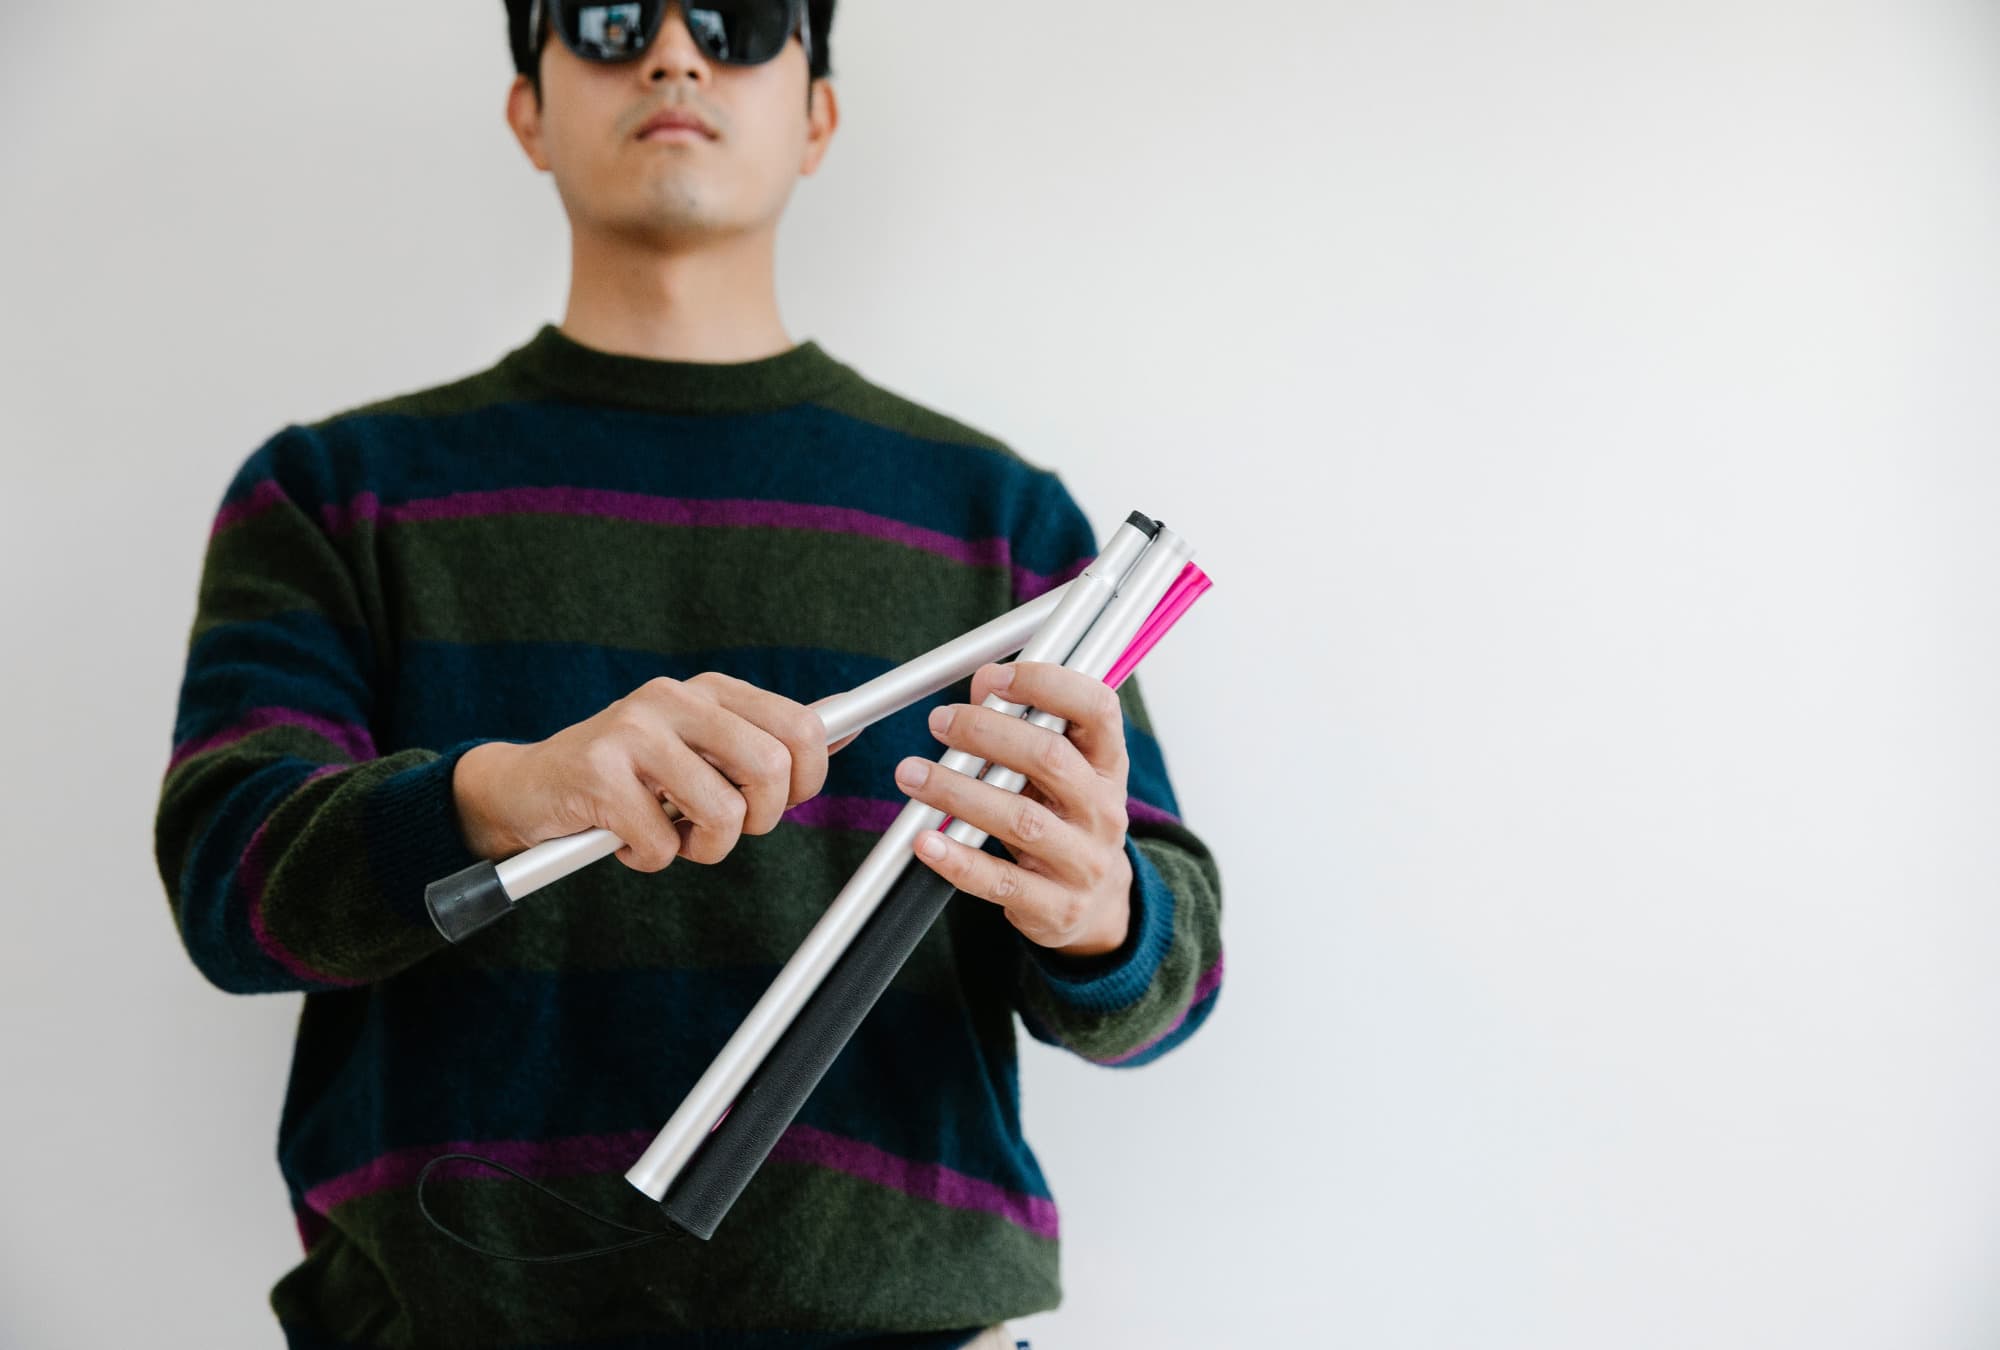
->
[360,737,501,929]
[1019,833,1176,1014]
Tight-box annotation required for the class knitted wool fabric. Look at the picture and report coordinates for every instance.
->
[155,323,1224,1348]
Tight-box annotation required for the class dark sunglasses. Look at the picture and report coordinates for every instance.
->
[529,0,812,70]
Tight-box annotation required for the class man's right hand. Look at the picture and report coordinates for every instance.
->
[451,673,854,871]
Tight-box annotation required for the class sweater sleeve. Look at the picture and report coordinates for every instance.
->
[1006,473,1226,1066]
[153,424,494,994]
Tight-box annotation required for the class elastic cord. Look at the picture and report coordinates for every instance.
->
[415,1151,682,1263]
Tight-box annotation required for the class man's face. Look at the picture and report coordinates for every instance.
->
[506,2,835,245]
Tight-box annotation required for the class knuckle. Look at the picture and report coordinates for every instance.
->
[1098,686,1124,727]
[610,705,652,739]
[1056,892,1086,936]
[751,739,791,783]
[794,703,829,748]
[1013,800,1049,845]
[1038,732,1072,778]
[991,866,1021,902]
[684,671,729,700]
[1085,855,1114,895]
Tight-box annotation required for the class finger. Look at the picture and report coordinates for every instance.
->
[969,661,1128,779]
[893,755,1093,885]
[926,698,1095,820]
[909,828,1082,946]
[626,727,749,866]
[605,770,686,873]
[696,674,833,810]
[644,675,803,832]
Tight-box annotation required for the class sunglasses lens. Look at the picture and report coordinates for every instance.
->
[683,1,796,66]
[560,1,663,61]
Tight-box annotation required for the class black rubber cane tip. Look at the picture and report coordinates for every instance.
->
[425,861,514,943]
[1124,510,1160,537]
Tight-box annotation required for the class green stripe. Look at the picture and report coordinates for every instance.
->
[277,1167,1058,1345]
[308,364,541,425]
[388,515,1009,656]
[192,508,367,642]
[444,823,998,1007]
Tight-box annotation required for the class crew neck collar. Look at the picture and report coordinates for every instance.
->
[499,322,854,415]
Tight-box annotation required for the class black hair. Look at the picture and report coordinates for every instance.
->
[505,1,834,104]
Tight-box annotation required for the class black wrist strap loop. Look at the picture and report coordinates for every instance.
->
[414,1151,680,1264]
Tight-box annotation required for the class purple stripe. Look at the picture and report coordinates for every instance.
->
[209,478,286,537]
[230,481,1081,604]
[324,487,1018,574]
[303,1123,1058,1241]
[320,489,381,535]
[768,1123,1057,1240]
[306,1131,653,1215]
[238,763,365,989]
[1128,797,1181,827]
[780,794,906,833]
[169,706,377,773]
[1093,948,1226,1066]
[1014,553,1091,603]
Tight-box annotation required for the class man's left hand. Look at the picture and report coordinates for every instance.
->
[893,660,1133,958]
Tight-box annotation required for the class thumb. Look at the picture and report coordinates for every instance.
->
[806,696,858,754]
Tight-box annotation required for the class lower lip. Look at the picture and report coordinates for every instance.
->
[639,125,710,142]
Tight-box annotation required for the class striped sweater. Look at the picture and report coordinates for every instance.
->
[153,323,1226,1349]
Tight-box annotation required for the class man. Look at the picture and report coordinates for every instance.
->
[153,2,1224,1345]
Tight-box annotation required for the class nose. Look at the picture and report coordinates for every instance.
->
[641,1,711,85]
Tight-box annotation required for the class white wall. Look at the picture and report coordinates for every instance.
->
[3,1,1997,1346]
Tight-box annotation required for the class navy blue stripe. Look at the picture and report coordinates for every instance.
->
[176,757,323,993]
[219,425,347,514]
[174,610,376,748]
[291,400,1084,579]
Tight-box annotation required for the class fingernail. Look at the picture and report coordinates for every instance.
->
[896,758,929,788]
[919,834,946,859]
[928,706,951,734]
[990,663,1014,688]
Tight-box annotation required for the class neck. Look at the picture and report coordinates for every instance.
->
[558,220,795,363]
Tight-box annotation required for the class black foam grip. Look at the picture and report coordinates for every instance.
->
[658,857,961,1240]
[425,860,515,944]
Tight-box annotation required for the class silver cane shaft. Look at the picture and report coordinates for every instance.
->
[425,576,1086,940]
[622,514,1164,1200]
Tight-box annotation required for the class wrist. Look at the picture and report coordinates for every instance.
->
[1050,849,1135,959]
[452,740,526,860]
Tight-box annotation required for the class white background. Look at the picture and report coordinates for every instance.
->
[3,1,1998,1346]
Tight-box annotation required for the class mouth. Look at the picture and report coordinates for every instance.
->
[635,111,718,142]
